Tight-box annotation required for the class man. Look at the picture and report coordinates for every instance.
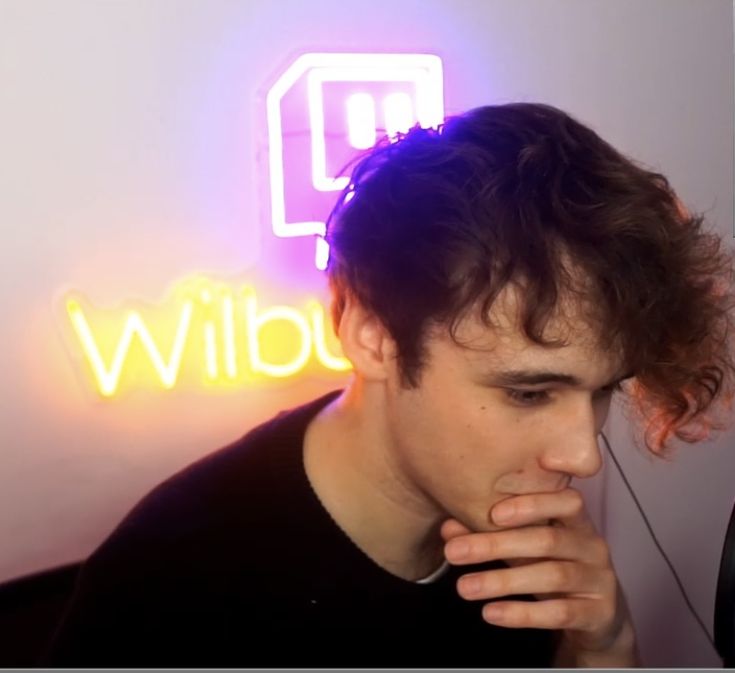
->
[43,102,735,667]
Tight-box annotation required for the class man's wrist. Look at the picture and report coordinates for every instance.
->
[554,620,641,668]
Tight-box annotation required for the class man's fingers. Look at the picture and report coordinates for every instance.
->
[480,597,609,631]
[444,524,609,566]
[440,518,472,541]
[491,488,594,531]
[456,560,615,601]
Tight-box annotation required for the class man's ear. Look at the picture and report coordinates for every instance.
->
[337,296,397,381]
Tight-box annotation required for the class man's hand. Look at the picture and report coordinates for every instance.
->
[441,488,640,667]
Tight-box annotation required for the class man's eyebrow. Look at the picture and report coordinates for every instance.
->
[480,369,635,387]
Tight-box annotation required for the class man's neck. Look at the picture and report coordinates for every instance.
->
[303,382,447,581]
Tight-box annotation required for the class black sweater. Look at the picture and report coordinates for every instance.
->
[42,390,556,667]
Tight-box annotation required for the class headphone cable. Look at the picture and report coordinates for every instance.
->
[599,430,716,650]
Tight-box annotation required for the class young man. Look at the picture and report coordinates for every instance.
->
[43,103,735,667]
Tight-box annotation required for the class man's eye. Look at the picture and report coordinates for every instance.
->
[505,382,623,407]
[506,389,551,406]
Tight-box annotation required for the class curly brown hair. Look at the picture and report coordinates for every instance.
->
[325,102,735,456]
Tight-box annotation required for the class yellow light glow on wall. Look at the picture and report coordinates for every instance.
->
[65,277,352,397]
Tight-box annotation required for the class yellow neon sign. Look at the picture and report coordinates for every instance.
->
[65,277,351,398]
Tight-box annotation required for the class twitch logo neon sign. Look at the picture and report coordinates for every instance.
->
[267,53,445,270]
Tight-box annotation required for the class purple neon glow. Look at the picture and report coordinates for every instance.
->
[346,93,377,150]
[266,53,444,269]
[384,92,414,138]
[308,65,444,193]
[315,236,330,271]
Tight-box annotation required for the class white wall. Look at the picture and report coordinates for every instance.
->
[1,0,732,666]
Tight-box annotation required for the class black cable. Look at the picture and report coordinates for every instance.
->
[599,430,716,650]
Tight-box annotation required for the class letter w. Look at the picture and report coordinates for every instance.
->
[66,299,193,397]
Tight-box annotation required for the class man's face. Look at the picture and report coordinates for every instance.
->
[380,286,629,534]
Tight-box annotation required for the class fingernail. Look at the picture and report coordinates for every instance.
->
[446,540,470,561]
[459,575,481,597]
[493,502,515,524]
[483,604,504,622]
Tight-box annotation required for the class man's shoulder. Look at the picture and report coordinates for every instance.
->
[88,389,343,568]
[40,390,346,667]
[154,389,340,496]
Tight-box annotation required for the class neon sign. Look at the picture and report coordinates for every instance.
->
[66,279,350,398]
[266,53,444,269]
[64,53,445,397]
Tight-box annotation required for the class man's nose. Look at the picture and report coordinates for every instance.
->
[539,400,603,479]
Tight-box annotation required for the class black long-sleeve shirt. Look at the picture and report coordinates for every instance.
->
[42,390,556,667]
